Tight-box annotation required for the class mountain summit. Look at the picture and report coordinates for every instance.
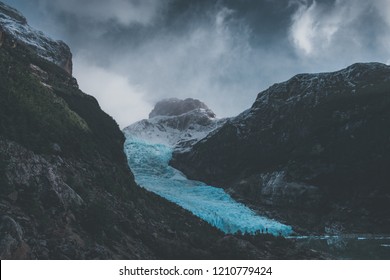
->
[149,98,215,118]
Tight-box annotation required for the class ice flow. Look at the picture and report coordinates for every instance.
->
[124,137,293,235]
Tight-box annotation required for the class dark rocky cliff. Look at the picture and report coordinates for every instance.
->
[172,63,390,234]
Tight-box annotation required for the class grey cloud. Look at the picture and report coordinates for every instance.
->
[289,0,390,62]
[4,0,390,127]
[37,0,167,26]
[92,4,262,123]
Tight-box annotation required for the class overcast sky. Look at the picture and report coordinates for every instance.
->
[4,0,390,127]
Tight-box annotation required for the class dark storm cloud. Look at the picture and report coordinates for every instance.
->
[4,0,390,127]
[40,0,167,26]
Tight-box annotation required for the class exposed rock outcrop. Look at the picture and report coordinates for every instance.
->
[0,216,30,259]
[0,27,4,47]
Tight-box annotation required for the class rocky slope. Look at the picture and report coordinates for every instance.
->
[172,63,390,234]
[0,2,319,259]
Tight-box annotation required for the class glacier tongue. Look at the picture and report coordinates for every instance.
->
[124,137,293,235]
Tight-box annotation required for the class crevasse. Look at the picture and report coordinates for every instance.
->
[124,137,293,236]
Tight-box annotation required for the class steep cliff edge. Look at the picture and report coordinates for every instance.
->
[172,63,390,234]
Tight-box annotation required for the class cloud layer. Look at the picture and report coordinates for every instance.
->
[37,0,166,26]
[5,0,390,127]
[289,0,390,62]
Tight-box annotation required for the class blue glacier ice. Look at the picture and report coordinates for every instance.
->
[124,137,293,236]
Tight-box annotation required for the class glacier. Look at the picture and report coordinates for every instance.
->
[124,136,293,236]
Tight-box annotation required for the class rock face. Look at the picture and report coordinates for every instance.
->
[0,2,319,259]
[0,215,29,259]
[0,27,4,47]
[0,1,72,75]
[172,63,390,234]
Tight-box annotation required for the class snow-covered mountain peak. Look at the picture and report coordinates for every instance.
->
[0,1,72,74]
[124,98,226,151]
